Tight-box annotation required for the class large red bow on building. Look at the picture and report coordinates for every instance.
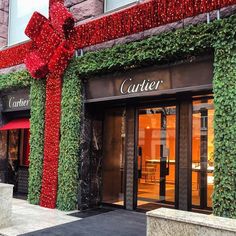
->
[24,3,76,208]
[24,3,75,79]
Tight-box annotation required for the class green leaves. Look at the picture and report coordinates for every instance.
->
[55,14,236,215]
[28,79,46,205]
[213,39,236,219]
[1,13,236,217]
[0,70,45,205]
[56,65,82,211]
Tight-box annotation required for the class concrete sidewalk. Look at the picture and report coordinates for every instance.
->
[0,199,146,236]
[21,209,146,236]
[0,199,79,236]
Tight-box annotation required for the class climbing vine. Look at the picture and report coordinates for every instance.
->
[57,15,236,215]
[28,79,46,205]
[212,18,236,218]
[0,71,45,205]
[1,14,236,217]
[57,65,82,211]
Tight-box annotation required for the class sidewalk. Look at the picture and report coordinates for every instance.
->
[0,199,80,236]
[21,209,146,236]
[0,199,146,236]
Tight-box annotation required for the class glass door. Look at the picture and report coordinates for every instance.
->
[7,130,20,191]
[192,98,214,209]
[137,105,176,210]
[102,107,126,206]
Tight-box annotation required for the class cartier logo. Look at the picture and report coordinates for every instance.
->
[120,78,163,95]
[8,97,30,109]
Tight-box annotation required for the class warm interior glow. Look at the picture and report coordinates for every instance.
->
[137,106,176,209]
[192,98,214,208]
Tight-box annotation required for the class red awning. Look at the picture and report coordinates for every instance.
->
[0,118,30,130]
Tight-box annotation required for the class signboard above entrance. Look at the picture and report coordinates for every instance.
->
[120,78,164,95]
[1,88,30,112]
[85,58,213,103]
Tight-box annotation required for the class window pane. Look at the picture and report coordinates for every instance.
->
[137,106,176,210]
[192,98,214,208]
[9,0,49,45]
[105,0,137,12]
[102,108,126,206]
[8,130,19,189]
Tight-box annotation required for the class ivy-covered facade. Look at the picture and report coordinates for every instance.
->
[0,9,235,219]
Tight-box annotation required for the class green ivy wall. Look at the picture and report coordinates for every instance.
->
[0,14,235,217]
[212,19,236,218]
[56,66,82,210]
[27,79,46,204]
[0,71,45,205]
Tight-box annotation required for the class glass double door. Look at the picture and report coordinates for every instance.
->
[101,98,214,210]
[137,105,176,209]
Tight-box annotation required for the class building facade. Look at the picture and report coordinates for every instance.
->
[0,0,236,218]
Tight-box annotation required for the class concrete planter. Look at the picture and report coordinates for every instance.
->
[147,208,236,236]
[0,183,13,228]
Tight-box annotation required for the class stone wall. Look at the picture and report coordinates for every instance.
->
[0,0,9,48]
[65,0,104,23]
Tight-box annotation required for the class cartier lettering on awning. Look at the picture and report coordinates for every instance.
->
[85,58,213,103]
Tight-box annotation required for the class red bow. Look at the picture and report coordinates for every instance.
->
[24,3,75,79]
[24,3,76,209]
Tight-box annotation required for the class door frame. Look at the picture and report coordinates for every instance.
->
[100,105,127,208]
[191,95,214,211]
[133,100,179,210]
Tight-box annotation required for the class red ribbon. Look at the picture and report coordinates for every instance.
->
[24,3,76,208]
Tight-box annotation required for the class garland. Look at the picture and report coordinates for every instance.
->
[0,71,45,206]
[28,79,46,204]
[212,19,236,218]
[74,0,236,48]
[0,5,236,217]
[56,15,236,216]
[1,0,236,69]
[24,3,76,208]
[0,70,31,89]
[57,64,82,211]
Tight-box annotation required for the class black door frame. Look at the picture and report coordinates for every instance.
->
[96,91,213,211]
[134,100,179,210]
[191,95,214,211]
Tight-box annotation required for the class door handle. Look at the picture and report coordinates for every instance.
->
[166,156,170,176]
[138,146,142,178]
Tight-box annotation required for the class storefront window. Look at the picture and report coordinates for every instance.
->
[0,128,30,192]
[7,130,20,186]
[192,98,214,208]
[137,106,176,210]
[104,0,137,12]
[8,0,49,46]
[102,108,126,205]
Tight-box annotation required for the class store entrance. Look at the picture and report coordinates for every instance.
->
[137,105,176,210]
[7,129,30,194]
[0,119,30,196]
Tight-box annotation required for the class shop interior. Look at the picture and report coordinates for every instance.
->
[0,118,30,195]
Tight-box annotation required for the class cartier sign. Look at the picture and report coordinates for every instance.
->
[8,97,30,109]
[85,58,213,103]
[2,89,30,112]
[120,78,164,94]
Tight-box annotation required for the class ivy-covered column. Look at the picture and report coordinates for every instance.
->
[57,62,82,211]
[213,20,236,218]
[28,79,46,204]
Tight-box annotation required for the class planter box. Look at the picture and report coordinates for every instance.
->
[147,208,236,236]
[0,183,13,228]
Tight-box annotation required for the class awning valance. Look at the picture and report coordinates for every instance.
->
[0,118,30,130]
